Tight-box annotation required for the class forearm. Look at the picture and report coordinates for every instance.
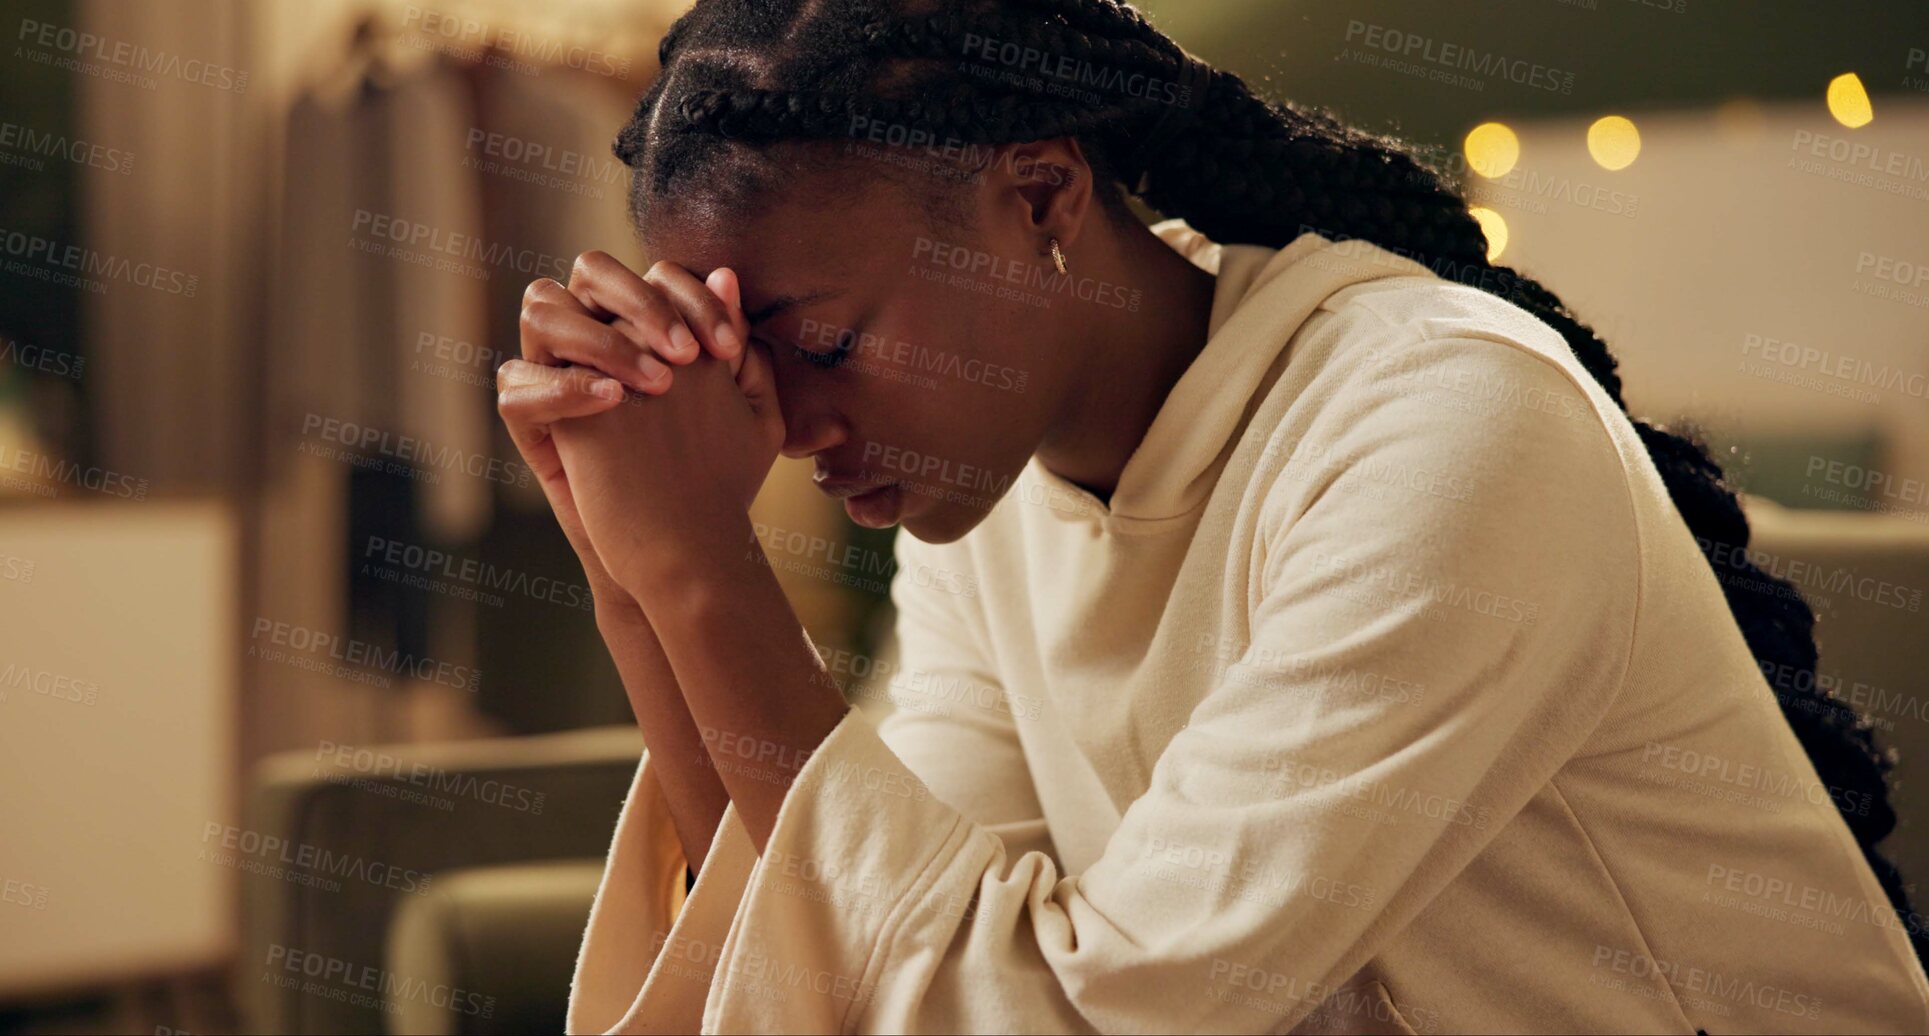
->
[595,599,730,871]
[622,518,850,852]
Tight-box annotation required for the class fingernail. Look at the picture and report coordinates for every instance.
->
[590,378,624,401]
[668,323,699,359]
[638,355,670,386]
[714,323,743,358]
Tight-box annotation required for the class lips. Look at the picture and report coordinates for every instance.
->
[812,472,896,500]
[813,470,906,529]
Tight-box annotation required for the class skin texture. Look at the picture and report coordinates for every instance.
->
[498,138,1216,854]
[655,137,1216,539]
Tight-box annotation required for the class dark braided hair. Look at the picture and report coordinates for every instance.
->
[615,0,1920,956]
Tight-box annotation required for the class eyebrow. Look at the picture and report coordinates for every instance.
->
[745,289,845,327]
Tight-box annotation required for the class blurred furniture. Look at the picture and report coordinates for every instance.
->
[386,859,609,1036]
[241,724,641,1034]
[0,500,237,999]
[1749,499,1929,887]
[241,502,1929,1034]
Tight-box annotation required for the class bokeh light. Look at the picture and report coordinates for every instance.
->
[1827,72,1874,127]
[1587,115,1642,170]
[1468,206,1509,261]
[1463,122,1520,178]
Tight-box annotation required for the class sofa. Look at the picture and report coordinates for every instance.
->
[241,501,1929,1034]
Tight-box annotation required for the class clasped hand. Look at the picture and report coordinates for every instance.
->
[497,251,784,608]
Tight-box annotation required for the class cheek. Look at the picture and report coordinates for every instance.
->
[841,369,1040,528]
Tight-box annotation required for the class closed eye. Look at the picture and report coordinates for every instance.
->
[798,327,856,370]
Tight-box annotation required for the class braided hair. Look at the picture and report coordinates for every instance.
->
[615,0,1920,955]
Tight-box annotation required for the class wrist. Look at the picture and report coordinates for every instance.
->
[593,591,649,632]
[614,508,761,609]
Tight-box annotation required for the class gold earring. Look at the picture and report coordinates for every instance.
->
[1050,237,1068,276]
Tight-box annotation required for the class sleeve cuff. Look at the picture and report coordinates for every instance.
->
[703,708,984,1032]
[567,752,760,1034]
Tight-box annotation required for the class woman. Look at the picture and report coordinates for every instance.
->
[494,1,1929,1031]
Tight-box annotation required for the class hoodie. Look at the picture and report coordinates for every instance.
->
[567,222,1929,1034]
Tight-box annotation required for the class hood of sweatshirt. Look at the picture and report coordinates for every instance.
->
[1063,220,1434,524]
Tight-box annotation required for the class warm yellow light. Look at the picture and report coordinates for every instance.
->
[1827,73,1874,128]
[1469,206,1508,261]
[1587,115,1641,171]
[1463,122,1520,178]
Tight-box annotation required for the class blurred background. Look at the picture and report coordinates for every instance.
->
[1,0,1924,1032]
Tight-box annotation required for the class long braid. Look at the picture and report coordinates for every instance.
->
[618,0,1919,958]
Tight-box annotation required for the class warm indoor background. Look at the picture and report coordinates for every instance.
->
[2,0,1925,1032]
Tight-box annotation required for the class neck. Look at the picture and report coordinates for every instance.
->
[1034,219,1217,502]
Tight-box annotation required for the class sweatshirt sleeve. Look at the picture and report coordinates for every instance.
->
[566,751,762,1035]
[568,524,1055,1033]
[694,338,1644,1033]
[868,529,1058,864]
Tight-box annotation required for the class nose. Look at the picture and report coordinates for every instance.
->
[780,407,847,460]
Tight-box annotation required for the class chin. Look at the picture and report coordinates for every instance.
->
[899,499,989,545]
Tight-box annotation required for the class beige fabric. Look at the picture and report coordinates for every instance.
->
[568,223,1929,1033]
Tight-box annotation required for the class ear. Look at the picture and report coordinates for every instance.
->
[988,137,1096,254]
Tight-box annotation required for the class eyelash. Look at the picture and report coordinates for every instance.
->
[800,328,856,370]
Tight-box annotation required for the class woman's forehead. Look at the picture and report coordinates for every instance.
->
[646,190,922,299]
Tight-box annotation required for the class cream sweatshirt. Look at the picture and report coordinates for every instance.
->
[566,222,1929,1034]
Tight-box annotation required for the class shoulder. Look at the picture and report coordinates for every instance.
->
[1266,274,1629,477]
[1247,275,1646,587]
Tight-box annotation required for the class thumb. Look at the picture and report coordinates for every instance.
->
[735,339,781,414]
[706,266,749,379]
